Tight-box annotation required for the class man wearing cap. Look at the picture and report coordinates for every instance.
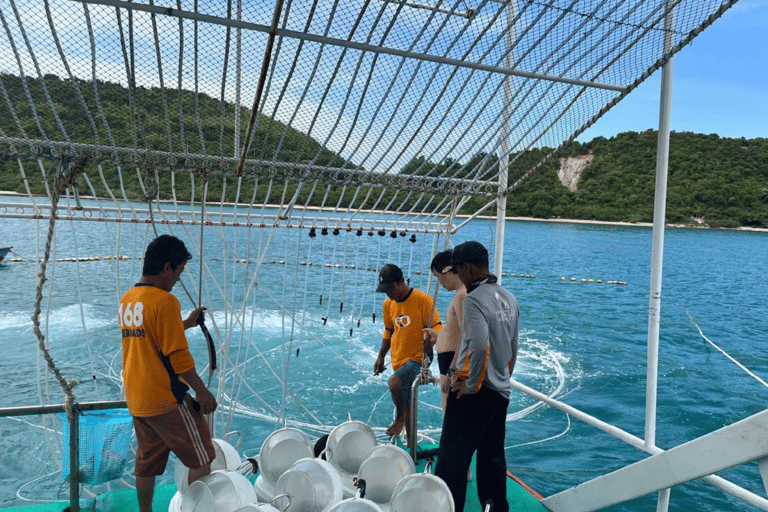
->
[434,241,519,512]
[374,263,442,444]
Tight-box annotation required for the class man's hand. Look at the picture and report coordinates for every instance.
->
[373,355,386,376]
[440,375,451,395]
[451,378,469,398]
[183,306,207,330]
[195,387,217,415]
[422,328,437,351]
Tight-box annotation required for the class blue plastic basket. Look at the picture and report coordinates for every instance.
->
[61,409,133,485]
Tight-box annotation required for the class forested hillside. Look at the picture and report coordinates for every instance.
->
[1,74,766,228]
[502,131,768,228]
[0,74,348,202]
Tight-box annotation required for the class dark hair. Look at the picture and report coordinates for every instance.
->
[313,434,329,460]
[142,235,192,276]
[465,255,489,269]
[430,250,453,273]
[451,241,489,270]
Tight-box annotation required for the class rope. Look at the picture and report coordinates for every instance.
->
[687,312,768,390]
[236,0,287,176]
[31,163,78,417]
[63,186,102,397]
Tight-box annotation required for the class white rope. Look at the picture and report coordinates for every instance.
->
[505,413,572,450]
[63,187,102,397]
[688,312,768,390]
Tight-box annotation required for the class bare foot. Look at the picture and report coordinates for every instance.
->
[386,418,405,437]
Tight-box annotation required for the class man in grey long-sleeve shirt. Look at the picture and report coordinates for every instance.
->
[434,241,519,512]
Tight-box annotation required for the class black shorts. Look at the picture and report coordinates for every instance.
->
[437,351,455,376]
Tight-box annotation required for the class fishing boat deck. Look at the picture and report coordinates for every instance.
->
[4,446,546,512]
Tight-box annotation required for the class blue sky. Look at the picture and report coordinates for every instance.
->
[577,0,768,142]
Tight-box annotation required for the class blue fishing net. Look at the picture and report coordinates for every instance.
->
[61,409,133,485]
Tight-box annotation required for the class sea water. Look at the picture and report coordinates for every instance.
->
[1,198,767,511]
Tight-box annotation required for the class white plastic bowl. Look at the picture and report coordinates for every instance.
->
[274,457,344,512]
[357,445,415,507]
[181,470,258,512]
[258,428,313,486]
[174,438,242,493]
[389,473,455,512]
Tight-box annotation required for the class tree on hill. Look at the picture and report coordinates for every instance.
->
[2,74,767,228]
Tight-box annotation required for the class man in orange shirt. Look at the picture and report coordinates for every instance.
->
[373,263,441,445]
[120,235,217,512]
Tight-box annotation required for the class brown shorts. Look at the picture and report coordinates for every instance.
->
[133,395,216,477]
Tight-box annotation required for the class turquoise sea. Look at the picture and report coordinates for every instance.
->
[1,197,767,511]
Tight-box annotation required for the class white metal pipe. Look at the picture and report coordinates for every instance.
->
[511,379,768,511]
[759,457,768,497]
[451,198,497,232]
[494,0,516,281]
[646,0,675,452]
[656,488,671,512]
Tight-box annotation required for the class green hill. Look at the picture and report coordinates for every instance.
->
[1,74,767,228]
[500,131,768,228]
[0,73,349,203]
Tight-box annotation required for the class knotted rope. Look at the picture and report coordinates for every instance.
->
[31,160,78,418]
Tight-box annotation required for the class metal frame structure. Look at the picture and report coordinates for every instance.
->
[0,1,759,511]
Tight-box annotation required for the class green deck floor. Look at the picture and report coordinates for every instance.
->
[5,446,547,512]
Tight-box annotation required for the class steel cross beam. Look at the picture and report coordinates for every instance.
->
[68,0,627,92]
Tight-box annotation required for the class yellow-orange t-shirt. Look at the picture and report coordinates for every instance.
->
[382,288,442,371]
[120,284,195,417]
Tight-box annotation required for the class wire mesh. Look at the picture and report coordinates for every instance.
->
[0,0,739,207]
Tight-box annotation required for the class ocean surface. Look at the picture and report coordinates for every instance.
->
[1,196,768,511]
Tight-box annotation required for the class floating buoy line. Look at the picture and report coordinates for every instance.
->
[2,256,627,285]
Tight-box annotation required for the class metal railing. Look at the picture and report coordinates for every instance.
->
[509,379,768,511]
[0,400,128,512]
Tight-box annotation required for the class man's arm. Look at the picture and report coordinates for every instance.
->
[179,368,217,414]
[374,338,391,375]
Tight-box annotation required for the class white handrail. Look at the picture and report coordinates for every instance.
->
[510,379,768,511]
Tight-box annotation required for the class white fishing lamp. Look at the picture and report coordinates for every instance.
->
[273,457,344,512]
[325,419,377,497]
[174,437,241,494]
[232,504,281,512]
[389,471,455,512]
[253,427,313,501]
[357,444,415,510]
[180,470,258,512]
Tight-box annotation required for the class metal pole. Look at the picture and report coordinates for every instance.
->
[409,372,438,462]
[69,406,80,512]
[0,400,127,418]
[494,0,516,282]
[646,0,675,453]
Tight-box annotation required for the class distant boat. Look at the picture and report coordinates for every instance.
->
[0,247,11,263]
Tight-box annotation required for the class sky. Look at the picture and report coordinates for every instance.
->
[576,0,768,143]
